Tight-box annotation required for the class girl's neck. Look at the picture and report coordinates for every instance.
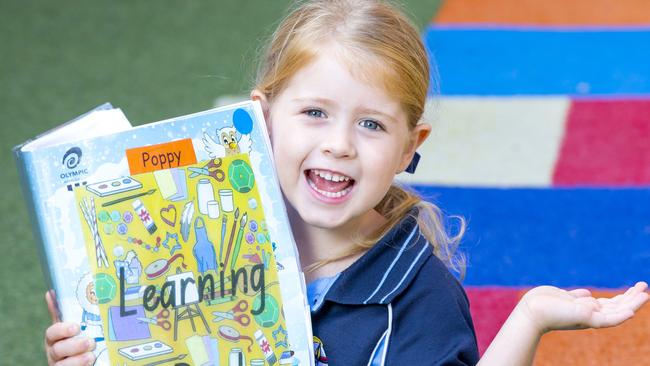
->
[287,205,386,283]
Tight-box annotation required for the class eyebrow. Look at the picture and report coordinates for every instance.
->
[291,97,336,107]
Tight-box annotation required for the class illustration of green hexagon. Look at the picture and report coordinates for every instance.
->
[253,294,279,328]
[228,159,255,193]
[94,273,117,304]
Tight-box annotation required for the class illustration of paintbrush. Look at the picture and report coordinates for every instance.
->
[219,214,228,264]
[102,189,156,207]
[230,212,247,270]
[143,354,186,366]
[223,207,239,269]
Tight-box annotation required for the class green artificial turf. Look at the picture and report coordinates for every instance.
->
[0,0,441,362]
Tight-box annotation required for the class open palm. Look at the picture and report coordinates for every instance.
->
[519,281,649,332]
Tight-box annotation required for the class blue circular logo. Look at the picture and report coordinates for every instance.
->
[62,147,82,169]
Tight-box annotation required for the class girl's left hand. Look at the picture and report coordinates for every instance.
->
[518,281,649,333]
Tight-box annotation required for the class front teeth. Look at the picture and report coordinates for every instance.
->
[308,179,353,198]
[313,169,351,182]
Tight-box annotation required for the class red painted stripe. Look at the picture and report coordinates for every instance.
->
[465,287,521,355]
[553,99,650,186]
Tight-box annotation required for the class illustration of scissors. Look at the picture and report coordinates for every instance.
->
[137,308,171,330]
[188,158,225,182]
[212,300,251,326]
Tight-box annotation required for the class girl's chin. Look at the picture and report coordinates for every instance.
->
[299,209,352,230]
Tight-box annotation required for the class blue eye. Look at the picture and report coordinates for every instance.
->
[305,109,325,118]
[359,119,383,131]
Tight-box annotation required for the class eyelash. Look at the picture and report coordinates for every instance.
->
[359,119,384,131]
[303,108,384,131]
[304,108,326,118]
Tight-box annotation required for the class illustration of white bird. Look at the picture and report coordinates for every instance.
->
[202,126,252,158]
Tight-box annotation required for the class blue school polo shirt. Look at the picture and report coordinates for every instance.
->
[308,213,479,365]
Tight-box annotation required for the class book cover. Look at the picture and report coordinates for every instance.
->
[14,101,313,365]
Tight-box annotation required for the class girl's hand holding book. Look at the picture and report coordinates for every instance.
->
[44,291,95,366]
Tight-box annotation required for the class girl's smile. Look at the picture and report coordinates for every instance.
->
[305,168,355,202]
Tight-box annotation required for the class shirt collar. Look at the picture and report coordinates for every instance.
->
[323,211,433,306]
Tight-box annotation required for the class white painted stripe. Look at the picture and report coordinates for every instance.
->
[366,329,388,366]
[362,226,419,304]
[379,241,429,304]
[381,304,393,366]
[397,96,570,187]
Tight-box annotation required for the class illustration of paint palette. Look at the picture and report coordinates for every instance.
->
[86,177,142,197]
[118,340,173,360]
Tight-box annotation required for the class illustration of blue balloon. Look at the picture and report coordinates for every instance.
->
[233,108,253,135]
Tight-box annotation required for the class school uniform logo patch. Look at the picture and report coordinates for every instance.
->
[313,336,329,365]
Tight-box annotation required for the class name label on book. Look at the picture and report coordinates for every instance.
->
[126,138,197,174]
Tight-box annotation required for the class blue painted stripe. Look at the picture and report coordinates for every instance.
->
[424,27,650,95]
[411,186,650,288]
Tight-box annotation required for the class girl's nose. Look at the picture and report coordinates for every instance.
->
[320,125,357,159]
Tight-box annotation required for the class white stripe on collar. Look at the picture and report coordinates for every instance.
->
[362,226,419,304]
[379,241,430,304]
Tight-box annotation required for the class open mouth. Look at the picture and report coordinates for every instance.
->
[305,169,355,199]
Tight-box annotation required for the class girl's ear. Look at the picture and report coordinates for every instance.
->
[250,89,272,134]
[398,122,431,173]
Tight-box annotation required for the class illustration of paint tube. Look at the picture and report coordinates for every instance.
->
[132,199,157,234]
[254,330,277,365]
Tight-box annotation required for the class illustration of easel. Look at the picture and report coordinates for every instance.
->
[167,269,211,341]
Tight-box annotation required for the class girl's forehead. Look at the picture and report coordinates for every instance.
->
[286,54,403,114]
[288,43,396,93]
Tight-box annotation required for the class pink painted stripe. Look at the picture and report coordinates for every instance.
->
[465,287,521,355]
[553,99,650,186]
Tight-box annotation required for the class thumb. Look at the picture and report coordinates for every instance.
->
[45,290,61,324]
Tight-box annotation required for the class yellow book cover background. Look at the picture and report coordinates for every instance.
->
[75,154,289,365]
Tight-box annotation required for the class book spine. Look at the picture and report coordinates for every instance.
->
[14,149,56,302]
[13,148,70,321]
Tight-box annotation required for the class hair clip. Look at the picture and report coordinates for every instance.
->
[405,152,420,174]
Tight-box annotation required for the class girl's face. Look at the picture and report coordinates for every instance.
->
[257,50,427,231]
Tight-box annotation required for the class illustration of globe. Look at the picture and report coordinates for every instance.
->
[94,273,117,304]
[253,294,280,328]
[228,159,255,193]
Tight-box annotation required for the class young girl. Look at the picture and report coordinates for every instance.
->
[44,0,649,365]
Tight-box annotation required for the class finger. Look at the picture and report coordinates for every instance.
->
[54,351,95,366]
[589,309,634,328]
[575,296,601,310]
[626,291,650,312]
[634,281,648,292]
[45,291,61,323]
[568,289,592,298]
[45,323,80,346]
[595,283,646,307]
[47,337,95,362]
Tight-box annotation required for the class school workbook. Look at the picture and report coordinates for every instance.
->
[14,102,313,366]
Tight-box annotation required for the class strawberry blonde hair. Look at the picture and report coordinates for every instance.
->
[255,0,465,276]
